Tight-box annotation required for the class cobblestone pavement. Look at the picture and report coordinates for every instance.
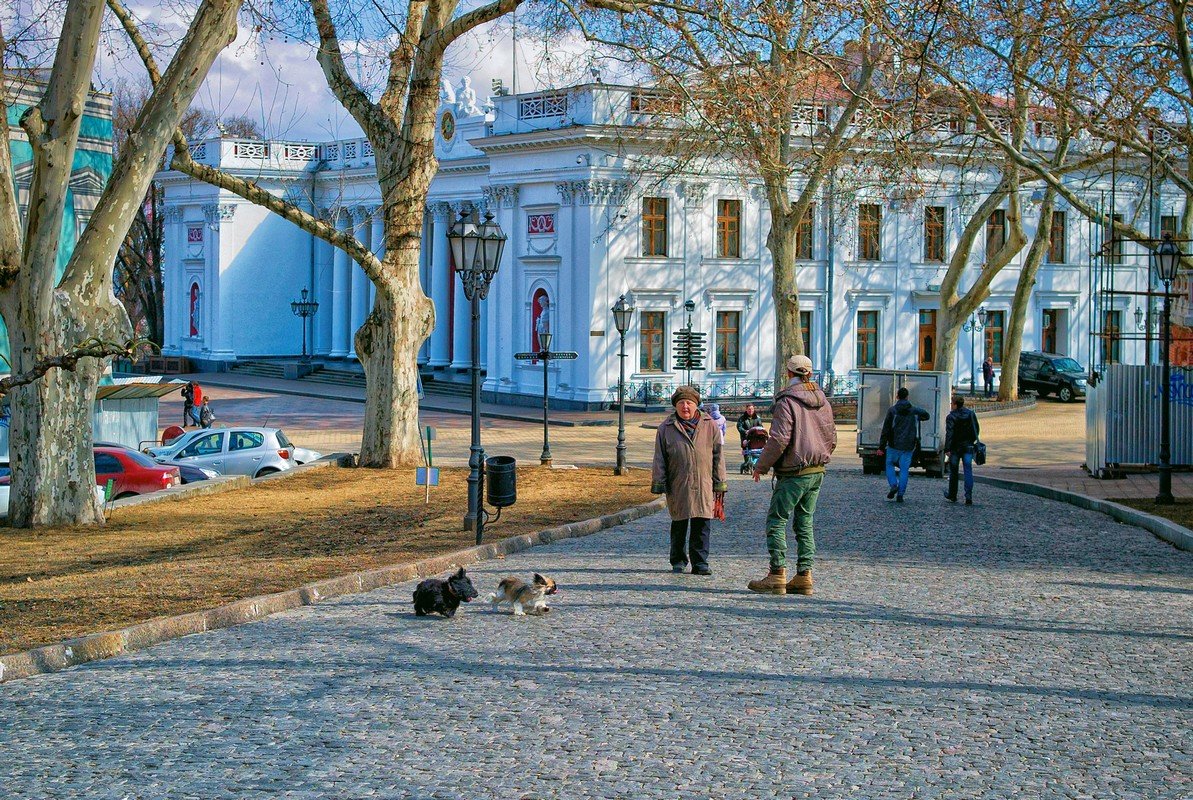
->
[3,473,1190,799]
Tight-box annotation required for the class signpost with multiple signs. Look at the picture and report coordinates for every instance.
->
[673,327,707,386]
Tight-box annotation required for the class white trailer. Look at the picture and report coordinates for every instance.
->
[856,368,951,477]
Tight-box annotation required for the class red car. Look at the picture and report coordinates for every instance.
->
[94,446,181,499]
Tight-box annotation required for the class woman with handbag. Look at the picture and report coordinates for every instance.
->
[944,395,981,504]
[651,386,728,575]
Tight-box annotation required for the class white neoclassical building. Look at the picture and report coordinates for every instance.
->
[157,79,1184,408]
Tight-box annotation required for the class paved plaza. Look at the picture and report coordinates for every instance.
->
[2,472,1190,798]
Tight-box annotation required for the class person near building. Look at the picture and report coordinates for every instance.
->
[944,395,981,504]
[749,355,837,595]
[198,398,215,429]
[982,356,995,398]
[180,381,203,427]
[705,403,728,444]
[651,386,728,576]
[736,403,762,445]
[878,386,930,503]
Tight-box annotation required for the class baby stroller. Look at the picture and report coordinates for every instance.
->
[740,426,768,474]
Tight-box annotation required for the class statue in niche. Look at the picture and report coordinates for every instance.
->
[439,77,455,106]
[455,76,481,117]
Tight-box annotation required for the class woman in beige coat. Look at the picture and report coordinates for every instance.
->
[651,386,728,575]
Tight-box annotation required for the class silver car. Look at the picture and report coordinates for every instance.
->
[147,427,297,478]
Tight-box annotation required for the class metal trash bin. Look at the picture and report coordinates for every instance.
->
[485,456,517,508]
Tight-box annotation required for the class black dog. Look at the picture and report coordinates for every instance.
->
[412,567,479,618]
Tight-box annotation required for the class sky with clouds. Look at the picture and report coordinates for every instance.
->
[87,1,600,143]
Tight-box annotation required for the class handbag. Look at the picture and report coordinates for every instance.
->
[973,440,987,466]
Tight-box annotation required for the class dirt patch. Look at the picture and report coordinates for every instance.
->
[1108,497,1193,533]
[0,466,653,655]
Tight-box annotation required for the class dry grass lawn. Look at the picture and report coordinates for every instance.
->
[0,465,653,655]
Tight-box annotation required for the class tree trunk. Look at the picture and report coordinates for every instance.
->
[767,217,802,389]
[356,262,433,467]
[1000,191,1055,400]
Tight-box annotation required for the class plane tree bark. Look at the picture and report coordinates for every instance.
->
[0,0,241,527]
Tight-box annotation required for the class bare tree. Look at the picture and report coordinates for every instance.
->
[112,0,636,467]
[568,0,907,387]
[0,0,241,527]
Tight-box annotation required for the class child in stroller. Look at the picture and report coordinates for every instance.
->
[740,426,768,474]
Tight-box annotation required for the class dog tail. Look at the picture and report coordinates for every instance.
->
[483,592,497,603]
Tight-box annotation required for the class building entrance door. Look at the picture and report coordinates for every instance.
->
[918,309,937,370]
[1042,309,1060,354]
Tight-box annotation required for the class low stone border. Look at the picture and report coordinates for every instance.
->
[0,497,666,684]
[974,474,1193,552]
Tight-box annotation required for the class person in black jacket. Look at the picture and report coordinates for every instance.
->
[736,403,762,445]
[878,386,930,503]
[944,395,981,504]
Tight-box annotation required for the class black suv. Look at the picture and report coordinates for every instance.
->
[1018,351,1088,402]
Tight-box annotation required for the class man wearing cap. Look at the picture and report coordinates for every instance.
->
[749,355,837,595]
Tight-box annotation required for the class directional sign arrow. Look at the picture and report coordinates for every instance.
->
[514,352,540,360]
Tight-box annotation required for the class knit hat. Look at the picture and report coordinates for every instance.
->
[671,385,700,407]
[785,355,814,376]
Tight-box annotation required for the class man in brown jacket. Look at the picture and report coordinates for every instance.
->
[749,355,837,595]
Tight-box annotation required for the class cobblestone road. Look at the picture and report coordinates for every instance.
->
[2,473,1190,799]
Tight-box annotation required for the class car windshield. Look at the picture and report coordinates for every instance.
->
[1052,358,1083,372]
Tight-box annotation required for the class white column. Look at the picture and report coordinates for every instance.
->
[330,211,351,358]
[349,206,370,353]
[428,202,452,367]
[418,211,431,365]
[204,202,236,360]
[314,208,334,356]
[370,209,384,316]
[162,205,183,354]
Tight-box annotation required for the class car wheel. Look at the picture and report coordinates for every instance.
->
[1058,385,1073,402]
[114,491,138,500]
[254,467,279,479]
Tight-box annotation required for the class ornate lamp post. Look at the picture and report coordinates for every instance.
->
[290,288,319,362]
[447,209,507,542]
[962,306,988,396]
[612,294,635,475]
[538,329,553,466]
[1154,233,1181,505]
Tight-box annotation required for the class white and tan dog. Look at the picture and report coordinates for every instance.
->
[484,573,558,616]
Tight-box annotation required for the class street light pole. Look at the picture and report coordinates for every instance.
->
[447,209,507,543]
[539,330,553,466]
[962,307,987,397]
[1154,233,1180,505]
[290,288,319,363]
[612,295,634,475]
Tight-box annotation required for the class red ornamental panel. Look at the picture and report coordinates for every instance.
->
[527,213,555,235]
[187,226,204,244]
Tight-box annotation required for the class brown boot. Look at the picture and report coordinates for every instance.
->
[786,569,813,595]
[747,567,787,595]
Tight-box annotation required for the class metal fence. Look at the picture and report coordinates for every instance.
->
[610,371,861,407]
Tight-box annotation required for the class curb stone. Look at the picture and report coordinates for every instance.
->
[974,474,1193,552]
[0,497,666,684]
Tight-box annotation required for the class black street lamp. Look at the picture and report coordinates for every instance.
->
[447,209,507,542]
[962,306,988,396]
[290,288,319,362]
[612,294,635,475]
[1153,232,1181,505]
[538,329,553,466]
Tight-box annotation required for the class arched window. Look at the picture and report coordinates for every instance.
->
[189,282,201,336]
[531,288,550,351]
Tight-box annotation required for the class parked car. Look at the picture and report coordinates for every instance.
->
[94,446,182,499]
[96,442,217,484]
[146,427,297,479]
[1017,351,1089,402]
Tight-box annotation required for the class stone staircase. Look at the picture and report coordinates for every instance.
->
[229,361,287,380]
[421,376,473,398]
[301,367,366,388]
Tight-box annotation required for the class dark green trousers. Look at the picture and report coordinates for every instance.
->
[764,472,824,572]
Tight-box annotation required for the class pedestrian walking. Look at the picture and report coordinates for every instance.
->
[878,386,930,503]
[944,395,981,505]
[180,381,202,427]
[982,357,995,398]
[736,403,762,445]
[706,402,727,444]
[198,398,215,429]
[749,355,837,595]
[651,386,728,576]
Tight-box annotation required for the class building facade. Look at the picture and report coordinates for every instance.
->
[157,80,1188,408]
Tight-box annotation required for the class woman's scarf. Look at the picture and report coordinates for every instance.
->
[678,414,700,438]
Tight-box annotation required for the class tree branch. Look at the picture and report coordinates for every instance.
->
[0,338,149,397]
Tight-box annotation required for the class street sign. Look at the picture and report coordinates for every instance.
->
[673,328,706,370]
[515,351,579,360]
